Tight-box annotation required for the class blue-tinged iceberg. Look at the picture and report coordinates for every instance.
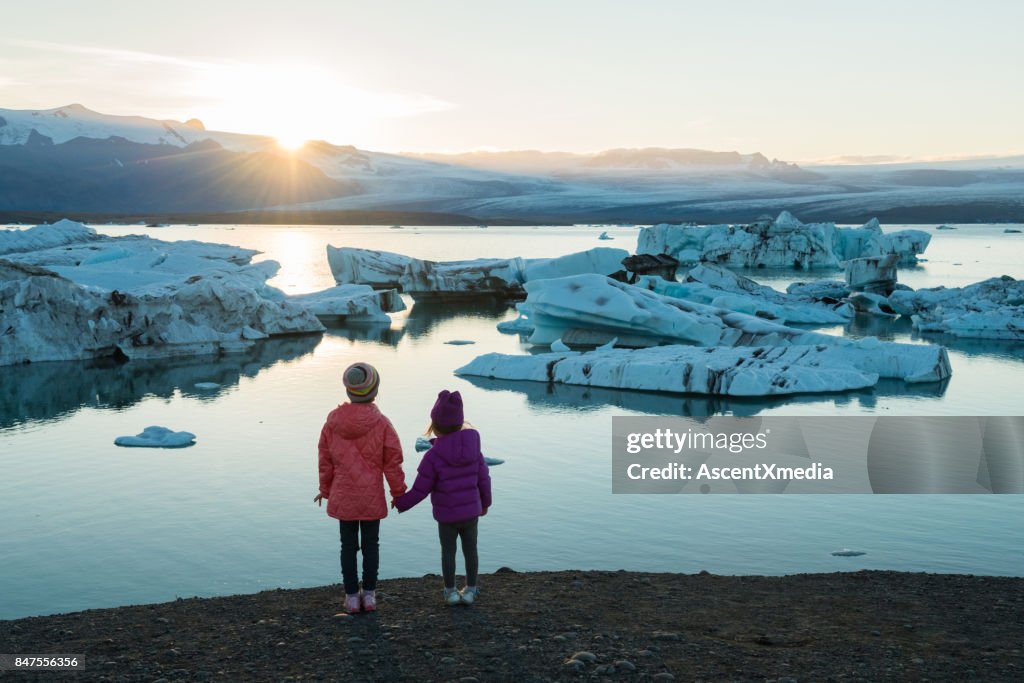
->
[637,212,929,268]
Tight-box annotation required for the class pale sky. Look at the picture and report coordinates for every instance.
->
[2,0,1022,160]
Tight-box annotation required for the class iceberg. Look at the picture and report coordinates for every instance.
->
[888,276,1024,339]
[637,212,930,268]
[598,231,614,240]
[115,426,196,448]
[0,259,323,366]
[496,313,535,334]
[844,254,899,294]
[456,345,881,397]
[0,218,99,256]
[517,274,951,383]
[326,246,411,289]
[400,256,527,301]
[639,264,852,324]
[288,284,406,323]
[327,246,629,301]
[523,247,629,282]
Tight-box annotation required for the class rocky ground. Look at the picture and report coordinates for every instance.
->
[2,569,1022,682]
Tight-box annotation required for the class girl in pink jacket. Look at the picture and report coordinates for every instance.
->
[315,362,406,614]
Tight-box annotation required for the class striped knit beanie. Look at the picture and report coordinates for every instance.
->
[343,362,379,403]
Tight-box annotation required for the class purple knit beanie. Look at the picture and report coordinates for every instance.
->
[343,362,379,403]
[430,390,464,428]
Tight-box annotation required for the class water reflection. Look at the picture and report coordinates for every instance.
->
[322,324,406,347]
[0,336,320,430]
[404,301,516,338]
[462,375,948,417]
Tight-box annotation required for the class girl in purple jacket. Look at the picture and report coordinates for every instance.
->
[395,390,492,605]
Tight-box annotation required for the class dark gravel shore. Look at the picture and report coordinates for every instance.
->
[2,569,1021,682]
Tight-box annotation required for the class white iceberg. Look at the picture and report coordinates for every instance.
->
[598,231,613,240]
[523,247,628,282]
[115,426,196,448]
[887,276,1024,339]
[517,274,951,383]
[328,246,628,301]
[0,219,99,256]
[288,284,405,323]
[640,264,852,324]
[0,259,323,366]
[326,246,411,289]
[456,345,881,397]
[637,212,930,268]
[831,549,867,557]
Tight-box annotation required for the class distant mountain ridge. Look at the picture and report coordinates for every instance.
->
[1,104,1021,223]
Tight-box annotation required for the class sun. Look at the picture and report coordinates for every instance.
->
[275,135,308,151]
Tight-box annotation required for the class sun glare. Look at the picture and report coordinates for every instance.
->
[275,135,308,151]
[188,62,446,149]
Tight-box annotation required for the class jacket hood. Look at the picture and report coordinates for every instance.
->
[431,429,482,467]
[331,402,383,439]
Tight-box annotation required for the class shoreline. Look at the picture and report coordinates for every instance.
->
[3,569,1021,681]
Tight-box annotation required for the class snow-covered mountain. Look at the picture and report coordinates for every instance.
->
[1,104,1021,223]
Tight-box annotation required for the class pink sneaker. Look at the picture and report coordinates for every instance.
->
[361,590,377,612]
[344,593,362,614]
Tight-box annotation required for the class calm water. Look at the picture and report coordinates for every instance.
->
[2,223,1023,620]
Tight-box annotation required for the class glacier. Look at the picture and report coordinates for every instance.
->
[516,274,951,384]
[637,211,930,268]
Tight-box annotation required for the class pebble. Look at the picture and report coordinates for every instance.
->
[460,678,479,683]
[441,656,456,665]
[653,674,675,681]
[912,657,925,665]
[563,659,585,671]
[571,651,597,663]
[653,631,681,641]
[348,637,364,643]
[638,649,655,657]
[155,617,170,624]
[615,659,637,671]
[777,678,798,683]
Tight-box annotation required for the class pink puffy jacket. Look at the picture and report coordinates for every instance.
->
[318,402,407,521]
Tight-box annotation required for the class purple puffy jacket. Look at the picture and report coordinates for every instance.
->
[394,429,492,523]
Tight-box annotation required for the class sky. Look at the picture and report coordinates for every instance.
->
[2,0,1022,161]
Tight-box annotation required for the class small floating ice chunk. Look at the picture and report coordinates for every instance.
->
[1005,228,1022,234]
[115,426,196,448]
[936,225,957,230]
[497,314,535,334]
[415,436,433,452]
[598,231,614,240]
[484,457,505,466]
[194,382,221,390]
[595,337,618,351]
[831,549,866,557]
[444,340,476,345]
[551,338,571,352]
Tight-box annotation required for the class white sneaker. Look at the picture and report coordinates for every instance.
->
[460,586,480,604]
[443,588,461,605]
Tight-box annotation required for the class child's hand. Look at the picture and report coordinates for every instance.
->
[313,493,326,507]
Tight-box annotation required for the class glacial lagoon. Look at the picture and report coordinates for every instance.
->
[1,223,1023,619]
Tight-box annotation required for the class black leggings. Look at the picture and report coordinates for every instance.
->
[438,517,479,589]
[339,520,380,595]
